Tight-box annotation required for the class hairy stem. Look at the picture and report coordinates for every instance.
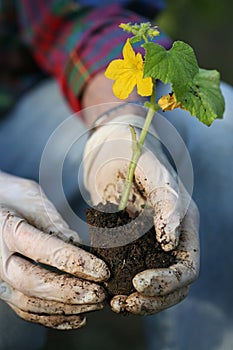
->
[118,84,157,211]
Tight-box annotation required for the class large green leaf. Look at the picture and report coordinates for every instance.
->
[180,69,225,126]
[143,41,199,98]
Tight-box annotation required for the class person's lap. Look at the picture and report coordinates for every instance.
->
[145,82,233,350]
[0,79,88,349]
[1,78,233,350]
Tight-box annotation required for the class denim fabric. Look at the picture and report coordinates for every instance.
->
[0,79,88,350]
[0,78,233,349]
[146,82,233,350]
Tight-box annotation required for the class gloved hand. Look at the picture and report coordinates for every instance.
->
[0,171,110,329]
[83,110,200,315]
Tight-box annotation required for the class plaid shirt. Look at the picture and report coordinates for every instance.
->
[0,0,171,117]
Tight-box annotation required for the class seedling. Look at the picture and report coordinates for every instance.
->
[105,22,225,211]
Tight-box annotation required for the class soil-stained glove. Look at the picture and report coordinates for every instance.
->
[110,201,199,314]
[83,112,200,315]
[0,171,109,329]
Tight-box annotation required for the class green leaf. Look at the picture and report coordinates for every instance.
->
[143,41,199,98]
[180,69,225,126]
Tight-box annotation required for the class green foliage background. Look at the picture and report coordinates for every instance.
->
[157,0,233,85]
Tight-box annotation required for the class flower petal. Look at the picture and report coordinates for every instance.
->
[123,38,136,63]
[135,52,143,67]
[112,75,136,99]
[105,38,152,100]
[158,93,186,111]
[136,74,153,97]
[105,59,125,80]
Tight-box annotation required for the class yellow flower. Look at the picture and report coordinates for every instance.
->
[158,92,186,111]
[105,39,153,99]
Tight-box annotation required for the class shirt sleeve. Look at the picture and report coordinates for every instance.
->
[17,1,171,113]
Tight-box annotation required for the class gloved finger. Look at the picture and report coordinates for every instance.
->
[8,303,86,330]
[109,295,127,314]
[28,185,82,244]
[133,202,199,296]
[3,255,106,304]
[0,280,103,314]
[110,286,189,315]
[149,182,193,252]
[0,173,81,244]
[115,116,191,253]
[136,148,191,252]
[1,206,110,282]
[149,187,180,251]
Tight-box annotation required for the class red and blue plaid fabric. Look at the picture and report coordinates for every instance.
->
[0,0,171,116]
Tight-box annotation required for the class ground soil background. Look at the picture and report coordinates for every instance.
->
[42,1,233,349]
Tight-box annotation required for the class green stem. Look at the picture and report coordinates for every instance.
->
[118,84,157,211]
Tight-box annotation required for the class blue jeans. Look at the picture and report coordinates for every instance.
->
[0,79,89,350]
[145,82,233,350]
[0,79,233,350]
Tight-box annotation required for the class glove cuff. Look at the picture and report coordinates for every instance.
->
[90,102,149,135]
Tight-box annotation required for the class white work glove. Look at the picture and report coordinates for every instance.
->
[83,111,200,315]
[0,171,110,329]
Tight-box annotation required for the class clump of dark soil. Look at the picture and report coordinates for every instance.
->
[86,203,175,297]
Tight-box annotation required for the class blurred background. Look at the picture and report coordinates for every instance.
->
[43,307,148,350]
[158,0,233,86]
[42,1,232,349]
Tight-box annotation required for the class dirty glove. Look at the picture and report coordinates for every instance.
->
[110,201,199,314]
[83,110,200,315]
[0,171,109,329]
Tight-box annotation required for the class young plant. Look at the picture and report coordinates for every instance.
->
[104,22,225,211]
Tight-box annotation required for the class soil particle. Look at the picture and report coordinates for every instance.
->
[86,203,176,296]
